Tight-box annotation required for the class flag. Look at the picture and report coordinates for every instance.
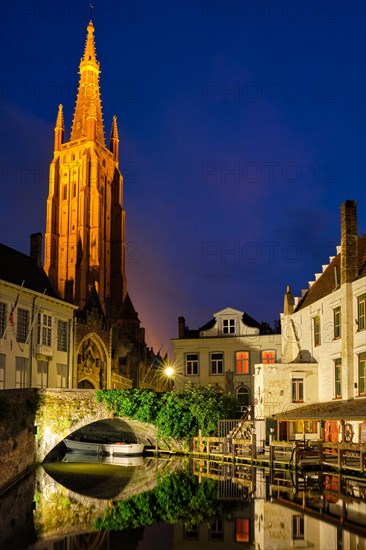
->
[8,280,25,326]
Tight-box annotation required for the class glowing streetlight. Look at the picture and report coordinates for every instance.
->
[165,366,174,378]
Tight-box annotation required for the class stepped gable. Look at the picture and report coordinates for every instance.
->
[296,233,366,312]
[0,243,58,298]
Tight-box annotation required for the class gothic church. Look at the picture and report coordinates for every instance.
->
[44,20,158,389]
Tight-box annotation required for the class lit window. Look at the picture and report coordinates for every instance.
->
[0,303,6,338]
[223,319,235,334]
[292,515,304,540]
[236,351,249,374]
[16,308,29,344]
[0,354,5,389]
[333,307,341,339]
[56,364,68,388]
[334,358,342,398]
[185,353,199,375]
[358,294,366,331]
[236,518,250,543]
[313,316,321,346]
[38,314,52,347]
[210,352,224,375]
[57,320,68,352]
[262,350,275,364]
[292,378,304,402]
[359,352,366,396]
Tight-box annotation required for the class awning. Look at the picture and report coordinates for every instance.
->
[273,399,366,421]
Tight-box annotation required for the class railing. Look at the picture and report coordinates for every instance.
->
[191,436,366,474]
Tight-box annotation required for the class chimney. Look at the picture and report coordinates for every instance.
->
[30,233,42,267]
[178,316,186,338]
[340,200,358,284]
[283,285,294,315]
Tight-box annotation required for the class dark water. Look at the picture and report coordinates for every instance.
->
[1,454,365,549]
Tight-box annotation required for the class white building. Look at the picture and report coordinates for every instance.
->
[254,200,366,443]
[173,307,281,410]
[0,236,77,389]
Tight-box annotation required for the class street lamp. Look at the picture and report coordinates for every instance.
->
[164,365,174,390]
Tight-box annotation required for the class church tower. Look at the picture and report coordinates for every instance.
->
[44,20,126,319]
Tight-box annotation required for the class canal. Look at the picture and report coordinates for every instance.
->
[1,453,365,549]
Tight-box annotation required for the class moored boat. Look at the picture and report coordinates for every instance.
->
[64,438,144,456]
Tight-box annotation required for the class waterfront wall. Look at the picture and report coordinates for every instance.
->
[0,389,186,493]
[0,389,39,494]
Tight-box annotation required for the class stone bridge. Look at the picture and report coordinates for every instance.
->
[0,389,182,494]
[35,389,169,462]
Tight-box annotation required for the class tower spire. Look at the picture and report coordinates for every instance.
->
[54,104,64,151]
[110,115,119,162]
[70,20,105,144]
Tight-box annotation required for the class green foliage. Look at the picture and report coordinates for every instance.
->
[95,469,225,531]
[97,384,239,440]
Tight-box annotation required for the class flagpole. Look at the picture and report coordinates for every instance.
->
[3,280,25,339]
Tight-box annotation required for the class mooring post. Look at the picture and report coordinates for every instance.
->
[251,428,257,460]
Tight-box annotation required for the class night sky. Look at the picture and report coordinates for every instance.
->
[1,0,365,354]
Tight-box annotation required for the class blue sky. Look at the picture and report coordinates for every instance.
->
[1,0,365,353]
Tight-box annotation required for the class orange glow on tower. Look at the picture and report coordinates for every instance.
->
[44,21,126,318]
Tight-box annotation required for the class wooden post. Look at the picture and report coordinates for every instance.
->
[251,430,257,460]
[199,429,203,453]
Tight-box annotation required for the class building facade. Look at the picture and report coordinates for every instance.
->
[173,307,281,409]
[254,200,366,443]
[0,239,76,389]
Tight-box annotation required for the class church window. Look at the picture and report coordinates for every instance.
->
[210,352,223,375]
[236,351,249,374]
[63,185,67,200]
[73,182,76,197]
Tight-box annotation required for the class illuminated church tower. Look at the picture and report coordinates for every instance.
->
[44,20,126,319]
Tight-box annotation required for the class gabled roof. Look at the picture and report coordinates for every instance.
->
[0,243,59,298]
[198,310,266,334]
[295,233,366,312]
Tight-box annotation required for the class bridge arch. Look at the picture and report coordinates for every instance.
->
[35,389,165,462]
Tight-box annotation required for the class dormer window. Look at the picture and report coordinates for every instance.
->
[223,319,235,334]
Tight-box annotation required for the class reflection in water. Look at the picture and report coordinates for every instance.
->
[0,456,365,549]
